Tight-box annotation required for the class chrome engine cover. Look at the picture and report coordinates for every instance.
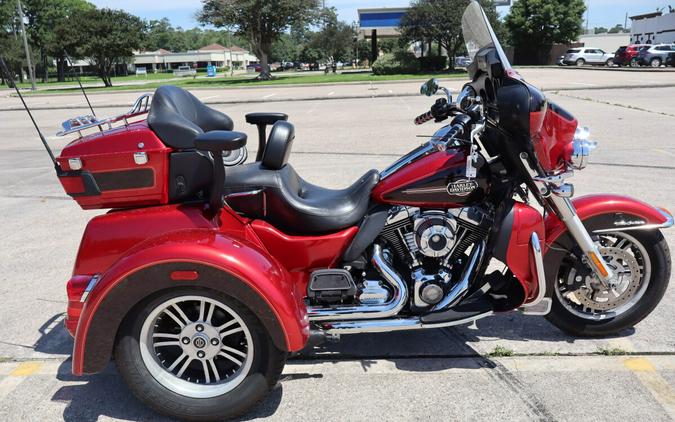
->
[413,211,458,258]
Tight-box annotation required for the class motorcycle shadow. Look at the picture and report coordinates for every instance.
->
[299,312,635,373]
[52,359,284,422]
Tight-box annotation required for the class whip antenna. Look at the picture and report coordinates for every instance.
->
[65,52,97,117]
[0,56,59,168]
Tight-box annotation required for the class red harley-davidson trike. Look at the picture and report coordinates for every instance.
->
[6,3,673,421]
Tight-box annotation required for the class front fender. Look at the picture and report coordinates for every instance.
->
[543,193,672,293]
[73,229,308,375]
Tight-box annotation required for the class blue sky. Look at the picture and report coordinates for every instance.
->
[89,0,670,30]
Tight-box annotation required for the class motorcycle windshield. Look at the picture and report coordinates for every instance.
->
[461,2,512,71]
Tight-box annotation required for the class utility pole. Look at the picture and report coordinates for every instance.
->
[16,0,36,91]
[228,30,234,77]
[585,0,590,34]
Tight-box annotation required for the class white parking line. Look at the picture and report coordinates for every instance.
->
[199,95,220,101]
[262,93,277,99]
[570,82,598,87]
[327,91,335,96]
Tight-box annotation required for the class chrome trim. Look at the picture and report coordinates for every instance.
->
[68,157,82,171]
[80,275,100,303]
[133,152,148,165]
[224,189,263,200]
[57,93,152,137]
[518,233,548,314]
[593,208,674,233]
[307,244,408,321]
[551,183,574,198]
[569,126,597,170]
[429,241,485,312]
[320,311,493,335]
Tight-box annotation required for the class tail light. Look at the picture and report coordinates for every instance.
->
[65,274,99,336]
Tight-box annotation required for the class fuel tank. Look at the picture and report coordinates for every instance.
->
[372,147,489,208]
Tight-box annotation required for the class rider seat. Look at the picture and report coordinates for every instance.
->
[224,121,380,234]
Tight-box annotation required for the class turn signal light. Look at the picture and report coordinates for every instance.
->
[589,252,609,278]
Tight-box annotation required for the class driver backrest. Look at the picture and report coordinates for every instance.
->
[262,121,295,170]
[148,85,234,149]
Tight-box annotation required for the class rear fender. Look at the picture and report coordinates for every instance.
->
[543,193,673,293]
[73,229,308,375]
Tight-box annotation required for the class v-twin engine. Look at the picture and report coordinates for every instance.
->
[307,206,490,323]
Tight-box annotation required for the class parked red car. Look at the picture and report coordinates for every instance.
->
[614,44,651,67]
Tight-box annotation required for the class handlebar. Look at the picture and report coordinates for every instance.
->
[414,110,435,125]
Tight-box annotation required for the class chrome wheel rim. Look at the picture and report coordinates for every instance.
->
[555,232,651,321]
[139,295,254,398]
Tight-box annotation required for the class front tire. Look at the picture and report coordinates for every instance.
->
[650,58,662,68]
[115,288,286,421]
[575,58,585,66]
[605,58,614,67]
[546,230,671,337]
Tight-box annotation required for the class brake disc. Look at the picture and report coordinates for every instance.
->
[566,246,642,312]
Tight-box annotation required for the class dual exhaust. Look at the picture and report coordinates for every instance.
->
[308,242,488,335]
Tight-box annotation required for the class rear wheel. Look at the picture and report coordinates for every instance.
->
[575,58,585,66]
[546,230,671,337]
[605,58,614,67]
[630,58,639,67]
[650,58,662,67]
[115,288,286,421]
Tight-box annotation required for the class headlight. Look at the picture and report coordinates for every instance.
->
[569,126,597,170]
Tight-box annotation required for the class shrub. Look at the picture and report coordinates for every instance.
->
[372,50,421,75]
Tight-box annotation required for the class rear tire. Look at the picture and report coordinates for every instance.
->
[546,230,671,337]
[605,58,614,67]
[575,58,585,66]
[650,58,662,68]
[630,58,639,67]
[115,288,286,421]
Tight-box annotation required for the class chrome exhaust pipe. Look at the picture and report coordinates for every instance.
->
[319,311,493,335]
[430,241,485,312]
[308,244,408,321]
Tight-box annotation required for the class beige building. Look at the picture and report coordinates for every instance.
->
[133,43,258,72]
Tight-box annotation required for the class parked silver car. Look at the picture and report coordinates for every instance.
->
[561,47,614,66]
[637,44,675,67]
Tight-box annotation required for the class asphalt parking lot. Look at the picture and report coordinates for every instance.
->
[1,68,674,421]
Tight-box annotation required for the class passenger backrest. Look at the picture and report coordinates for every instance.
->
[262,121,295,170]
[148,86,234,149]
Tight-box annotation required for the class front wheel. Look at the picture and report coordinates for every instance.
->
[546,230,671,337]
[605,58,614,67]
[575,58,585,66]
[650,58,662,68]
[115,288,286,421]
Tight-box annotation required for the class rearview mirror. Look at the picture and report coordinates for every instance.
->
[420,78,439,96]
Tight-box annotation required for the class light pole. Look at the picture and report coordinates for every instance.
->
[16,0,36,90]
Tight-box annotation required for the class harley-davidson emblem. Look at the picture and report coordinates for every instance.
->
[446,179,478,196]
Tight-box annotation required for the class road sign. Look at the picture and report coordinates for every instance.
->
[207,65,217,77]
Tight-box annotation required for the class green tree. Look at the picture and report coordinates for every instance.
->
[307,7,355,64]
[22,0,94,82]
[198,0,321,79]
[399,0,500,70]
[594,26,608,34]
[608,24,625,34]
[0,1,25,85]
[505,0,586,47]
[56,8,145,87]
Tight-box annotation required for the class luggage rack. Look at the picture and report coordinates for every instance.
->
[56,93,152,137]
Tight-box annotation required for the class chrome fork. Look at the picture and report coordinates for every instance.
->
[546,191,615,285]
